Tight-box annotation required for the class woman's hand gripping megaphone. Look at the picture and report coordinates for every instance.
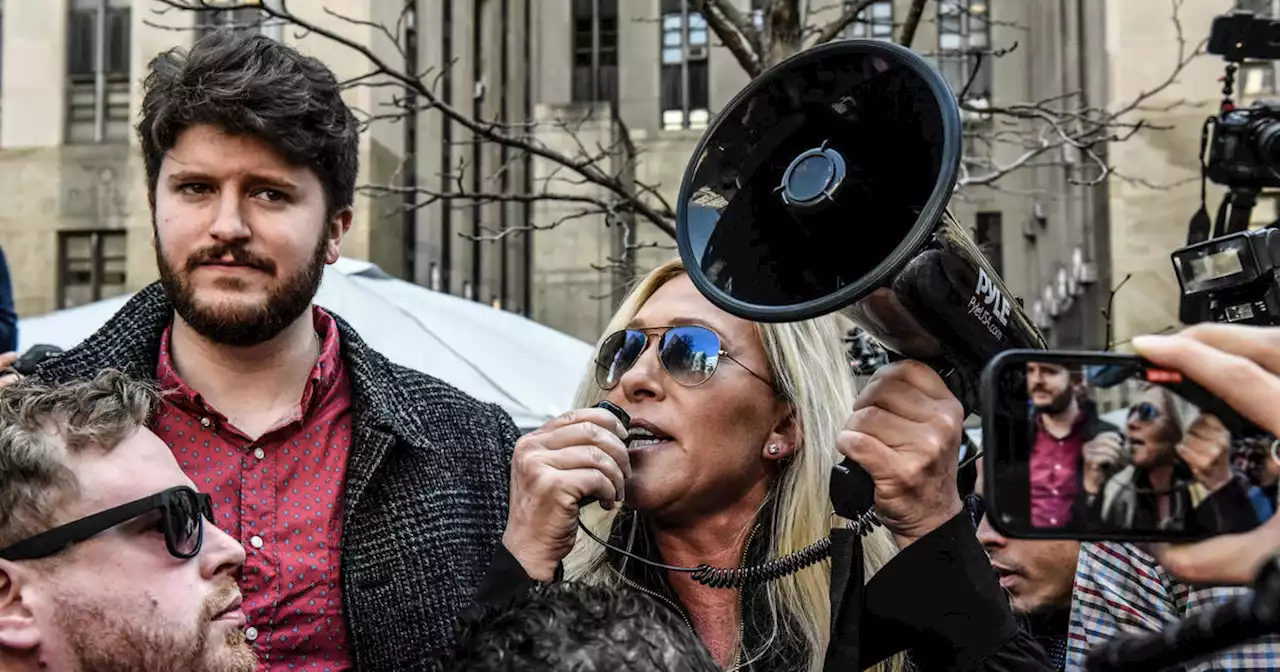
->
[836,360,966,549]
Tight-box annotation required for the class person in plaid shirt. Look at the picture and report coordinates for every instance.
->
[1067,541,1280,670]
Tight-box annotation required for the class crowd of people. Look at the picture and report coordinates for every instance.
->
[1,29,1280,672]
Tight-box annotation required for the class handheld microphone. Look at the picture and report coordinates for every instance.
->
[577,400,631,509]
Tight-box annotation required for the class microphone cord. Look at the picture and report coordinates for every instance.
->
[575,507,883,589]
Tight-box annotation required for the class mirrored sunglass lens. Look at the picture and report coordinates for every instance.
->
[660,326,721,386]
[1134,402,1160,422]
[167,491,201,556]
[596,330,646,388]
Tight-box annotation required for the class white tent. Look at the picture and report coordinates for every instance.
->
[17,258,595,431]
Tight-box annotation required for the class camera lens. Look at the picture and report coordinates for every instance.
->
[1254,119,1280,179]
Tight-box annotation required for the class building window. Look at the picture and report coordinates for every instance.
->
[571,0,619,106]
[845,0,893,40]
[660,0,710,131]
[195,5,265,38]
[937,0,991,103]
[57,230,128,309]
[976,211,1002,277]
[66,0,131,144]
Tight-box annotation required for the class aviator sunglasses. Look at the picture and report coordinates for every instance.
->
[1130,402,1162,423]
[595,324,774,390]
[0,485,214,562]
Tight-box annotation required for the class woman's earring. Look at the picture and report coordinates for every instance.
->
[767,444,780,456]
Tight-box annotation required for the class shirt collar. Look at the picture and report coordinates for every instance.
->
[155,306,345,421]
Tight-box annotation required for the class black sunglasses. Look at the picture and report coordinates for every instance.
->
[1130,402,1162,423]
[0,486,214,562]
[595,325,774,390]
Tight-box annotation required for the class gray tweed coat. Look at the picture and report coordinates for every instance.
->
[32,282,520,671]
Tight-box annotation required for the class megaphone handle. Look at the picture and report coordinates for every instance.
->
[831,457,877,520]
[577,401,631,509]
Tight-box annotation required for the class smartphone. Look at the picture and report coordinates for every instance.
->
[980,350,1264,542]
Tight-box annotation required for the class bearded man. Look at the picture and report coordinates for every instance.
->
[999,362,1121,531]
[7,29,518,672]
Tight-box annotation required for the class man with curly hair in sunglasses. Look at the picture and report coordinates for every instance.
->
[0,370,256,672]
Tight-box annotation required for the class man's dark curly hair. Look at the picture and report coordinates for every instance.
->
[436,582,719,672]
[136,29,359,216]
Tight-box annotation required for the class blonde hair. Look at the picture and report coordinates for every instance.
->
[1135,383,1202,445]
[564,259,906,672]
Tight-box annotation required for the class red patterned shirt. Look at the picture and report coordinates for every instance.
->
[154,307,353,671]
[1030,410,1088,528]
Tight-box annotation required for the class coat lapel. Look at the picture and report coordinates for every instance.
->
[823,527,864,671]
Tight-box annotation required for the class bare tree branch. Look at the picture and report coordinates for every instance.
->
[811,0,879,47]
[709,0,765,61]
[152,0,678,238]
[897,0,929,48]
[1102,274,1133,351]
[469,209,605,243]
[957,0,1204,188]
[358,184,617,211]
[693,0,765,77]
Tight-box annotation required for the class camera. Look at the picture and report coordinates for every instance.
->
[1206,100,1280,189]
[1174,10,1280,326]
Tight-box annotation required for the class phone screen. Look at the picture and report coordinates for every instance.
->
[981,351,1256,541]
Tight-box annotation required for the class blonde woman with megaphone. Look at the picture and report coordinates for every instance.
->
[476,259,1050,672]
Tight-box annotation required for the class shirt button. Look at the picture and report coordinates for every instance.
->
[200,417,211,428]
[253,447,265,460]
[245,626,259,641]
[1054,464,1062,471]
[1051,488,1060,495]
[250,536,264,549]
[1050,517,1059,525]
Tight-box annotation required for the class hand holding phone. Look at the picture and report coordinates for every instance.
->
[1132,324,1280,586]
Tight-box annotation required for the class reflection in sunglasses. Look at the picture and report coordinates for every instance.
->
[594,324,774,391]
[1130,402,1162,423]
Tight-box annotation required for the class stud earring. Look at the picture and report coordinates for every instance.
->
[767,444,780,456]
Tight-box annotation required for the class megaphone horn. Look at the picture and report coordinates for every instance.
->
[676,39,1046,415]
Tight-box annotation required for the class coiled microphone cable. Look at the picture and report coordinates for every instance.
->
[575,507,882,589]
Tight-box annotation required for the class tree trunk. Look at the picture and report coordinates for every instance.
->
[765,0,804,68]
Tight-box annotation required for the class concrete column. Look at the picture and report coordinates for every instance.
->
[2,0,69,148]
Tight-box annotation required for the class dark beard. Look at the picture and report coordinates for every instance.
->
[156,225,329,347]
[53,586,257,672]
[1032,386,1073,415]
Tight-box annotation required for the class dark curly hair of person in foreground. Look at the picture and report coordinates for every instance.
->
[433,581,719,672]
